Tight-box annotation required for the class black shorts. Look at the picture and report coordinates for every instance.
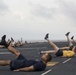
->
[10,54,27,70]
[55,50,63,57]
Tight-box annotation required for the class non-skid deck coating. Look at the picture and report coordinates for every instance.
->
[0,42,76,75]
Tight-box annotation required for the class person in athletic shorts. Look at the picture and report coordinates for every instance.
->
[59,32,75,50]
[0,35,52,72]
[71,36,76,44]
[40,33,76,58]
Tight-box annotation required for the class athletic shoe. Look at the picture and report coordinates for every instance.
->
[65,32,70,36]
[0,35,8,48]
[71,36,74,39]
[11,37,14,42]
[0,35,6,45]
[44,33,49,40]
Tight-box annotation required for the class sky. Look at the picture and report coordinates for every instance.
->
[0,0,76,41]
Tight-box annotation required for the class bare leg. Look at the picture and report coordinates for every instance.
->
[71,36,76,43]
[59,47,69,50]
[47,38,59,52]
[0,35,20,58]
[72,39,76,43]
[7,45,20,58]
[44,34,59,52]
[66,33,73,47]
[39,34,59,55]
[57,32,74,50]
[0,60,10,66]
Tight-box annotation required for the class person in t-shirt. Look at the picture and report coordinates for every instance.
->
[0,35,52,72]
[71,36,76,44]
[40,33,76,58]
[59,32,75,50]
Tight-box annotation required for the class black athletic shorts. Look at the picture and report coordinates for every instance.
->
[10,54,27,70]
[55,50,63,57]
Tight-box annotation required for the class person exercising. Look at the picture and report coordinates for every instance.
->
[0,35,52,72]
[40,33,76,58]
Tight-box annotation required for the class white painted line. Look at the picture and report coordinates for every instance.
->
[17,47,47,50]
[63,58,71,64]
[0,52,12,54]
[0,47,47,50]
[41,69,52,75]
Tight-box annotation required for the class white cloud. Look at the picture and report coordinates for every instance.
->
[58,0,76,21]
[31,4,57,19]
[11,11,25,19]
[0,0,9,15]
[0,0,76,40]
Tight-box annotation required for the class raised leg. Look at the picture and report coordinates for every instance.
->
[0,35,20,58]
[65,32,73,47]
[7,46,20,58]
[71,36,76,43]
[45,34,59,52]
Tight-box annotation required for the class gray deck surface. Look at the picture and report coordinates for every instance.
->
[0,42,76,75]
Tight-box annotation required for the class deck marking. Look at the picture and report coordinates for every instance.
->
[47,62,58,66]
[0,52,12,54]
[41,69,52,75]
[0,47,47,50]
[63,58,71,64]
[17,47,47,49]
